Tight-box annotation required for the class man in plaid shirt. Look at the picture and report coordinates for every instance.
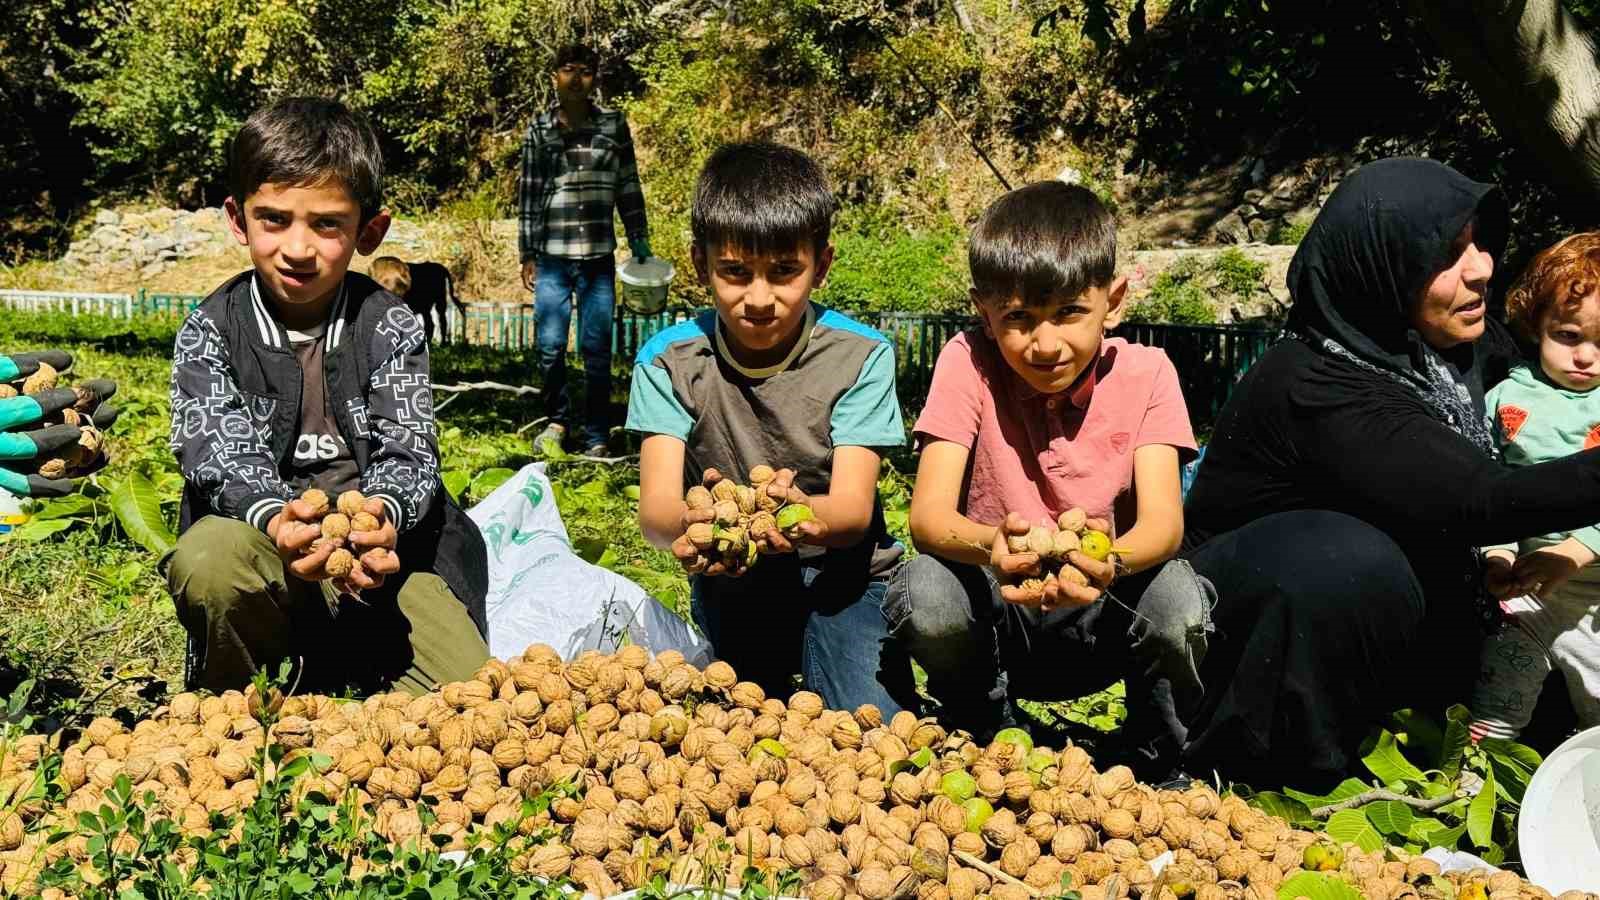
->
[518,43,651,456]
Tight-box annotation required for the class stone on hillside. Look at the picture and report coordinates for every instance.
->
[1257,192,1299,215]
[1247,218,1273,243]
[1211,211,1251,244]
[94,210,120,227]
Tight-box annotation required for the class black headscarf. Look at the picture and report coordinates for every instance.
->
[1284,158,1509,453]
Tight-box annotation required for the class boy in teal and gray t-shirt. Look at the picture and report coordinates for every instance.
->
[627,142,914,713]
[1471,232,1600,740]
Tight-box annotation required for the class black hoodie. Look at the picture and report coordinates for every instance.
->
[1184,158,1600,609]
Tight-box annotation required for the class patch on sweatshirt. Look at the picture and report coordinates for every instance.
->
[1498,404,1528,441]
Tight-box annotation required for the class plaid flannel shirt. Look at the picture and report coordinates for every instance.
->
[518,102,649,262]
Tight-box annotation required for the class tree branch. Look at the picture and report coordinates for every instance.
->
[431,380,541,396]
[431,380,541,413]
[951,0,975,34]
[952,850,1041,897]
[1310,789,1461,819]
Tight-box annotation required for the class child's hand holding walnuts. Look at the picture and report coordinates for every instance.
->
[750,467,826,553]
[269,494,339,581]
[343,494,401,593]
[672,468,753,578]
[271,489,401,594]
[989,511,1117,611]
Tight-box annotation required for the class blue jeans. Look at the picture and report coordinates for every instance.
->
[534,255,615,448]
[690,556,916,715]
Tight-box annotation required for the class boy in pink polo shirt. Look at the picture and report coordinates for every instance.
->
[888,182,1212,772]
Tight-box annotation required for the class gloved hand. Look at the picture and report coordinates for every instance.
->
[0,350,118,498]
[631,237,653,262]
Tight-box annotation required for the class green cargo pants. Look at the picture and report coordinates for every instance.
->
[164,515,489,696]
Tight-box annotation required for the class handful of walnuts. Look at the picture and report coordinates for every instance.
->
[294,487,389,587]
[1001,508,1125,607]
[679,464,815,574]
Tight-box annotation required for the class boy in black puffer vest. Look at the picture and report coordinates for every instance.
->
[164,97,490,695]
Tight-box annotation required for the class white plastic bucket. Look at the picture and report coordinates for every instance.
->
[618,257,675,315]
[1519,724,1600,893]
[0,486,25,536]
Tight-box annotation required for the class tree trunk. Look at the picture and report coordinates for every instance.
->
[951,0,976,33]
[1410,0,1600,201]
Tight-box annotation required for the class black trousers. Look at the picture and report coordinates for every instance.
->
[1181,509,1479,791]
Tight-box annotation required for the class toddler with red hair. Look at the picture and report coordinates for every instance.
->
[1472,231,1600,740]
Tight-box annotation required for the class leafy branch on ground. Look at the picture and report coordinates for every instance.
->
[1243,705,1539,867]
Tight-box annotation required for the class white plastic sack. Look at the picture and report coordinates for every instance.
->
[467,463,712,665]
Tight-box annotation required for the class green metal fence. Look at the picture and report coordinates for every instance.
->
[1,289,1277,422]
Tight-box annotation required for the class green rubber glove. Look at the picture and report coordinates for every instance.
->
[632,237,653,262]
[0,350,118,498]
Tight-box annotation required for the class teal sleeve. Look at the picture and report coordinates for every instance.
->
[1570,525,1600,557]
[624,361,694,440]
[830,342,905,448]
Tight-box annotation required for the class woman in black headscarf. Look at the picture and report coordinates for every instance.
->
[1179,158,1600,790]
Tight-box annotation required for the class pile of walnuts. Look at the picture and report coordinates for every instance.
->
[681,465,814,573]
[0,649,1590,900]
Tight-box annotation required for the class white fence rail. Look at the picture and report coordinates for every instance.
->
[0,290,141,317]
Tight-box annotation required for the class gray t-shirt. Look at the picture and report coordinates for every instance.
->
[625,305,907,575]
[287,323,361,497]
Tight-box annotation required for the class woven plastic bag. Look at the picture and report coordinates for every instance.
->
[467,463,711,665]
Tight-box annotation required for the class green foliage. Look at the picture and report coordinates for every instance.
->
[61,0,646,205]
[1125,251,1269,324]
[1247,706,1537,864]
[0,0,97,254]
[1270,216,1313,246]
[1211,248,1266,299]
[1125,257,1215,325]
[1017,682,1127,734]
[818,224,966,312]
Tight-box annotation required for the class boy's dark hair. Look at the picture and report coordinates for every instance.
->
[553,43,600,71]
[228,97,384,223]
[969,182,1116,306]
[691,142,836,257]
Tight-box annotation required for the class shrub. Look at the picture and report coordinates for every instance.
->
[1211,247,1266,298]
[818,225,967,313]
[1124,256,1216,324]
[1270,216,1313,245]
